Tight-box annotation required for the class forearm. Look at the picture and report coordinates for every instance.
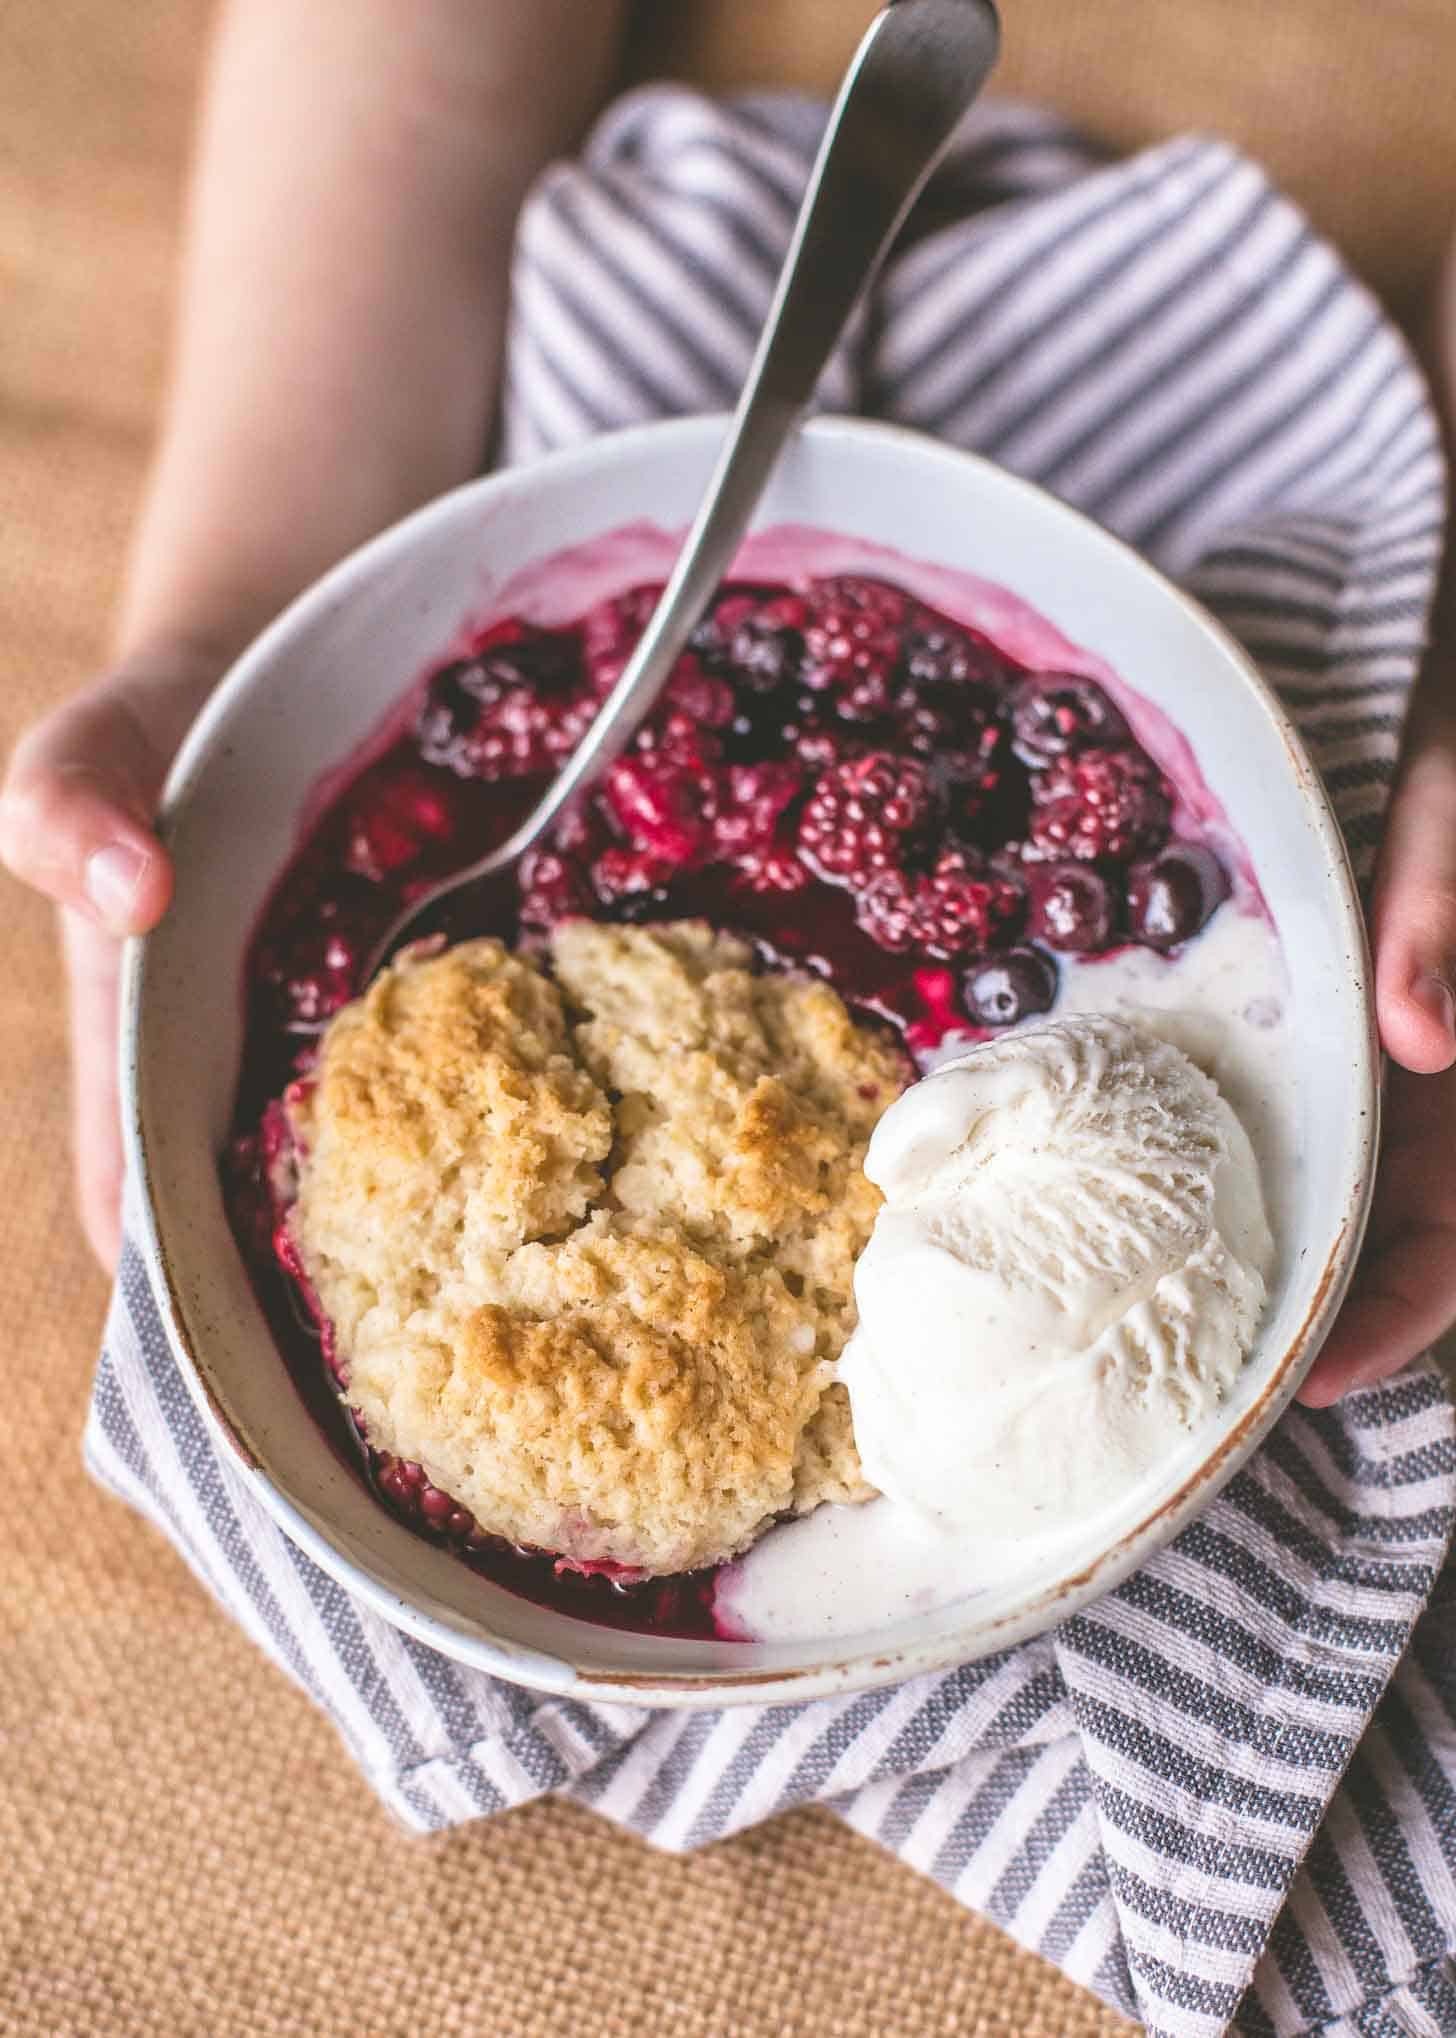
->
[120,0,625,672]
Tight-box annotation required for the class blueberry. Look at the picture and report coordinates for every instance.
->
[962,947,1058,1027]
[1010,675,1130,768]
[1127,843,1228,950]
[1026,864,1118,953]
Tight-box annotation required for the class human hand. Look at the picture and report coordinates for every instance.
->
[1298,674,1456,1406]
[0,647,216,1268]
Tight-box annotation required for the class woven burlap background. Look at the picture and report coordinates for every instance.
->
[4,4,1453,2034]
[625,0,1456,323]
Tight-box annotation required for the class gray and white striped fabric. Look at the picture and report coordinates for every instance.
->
[86,93,1456,2037]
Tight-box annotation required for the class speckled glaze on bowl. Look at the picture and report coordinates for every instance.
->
[122,415,1378,1707]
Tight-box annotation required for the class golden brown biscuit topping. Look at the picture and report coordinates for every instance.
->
[286,922,908,1575]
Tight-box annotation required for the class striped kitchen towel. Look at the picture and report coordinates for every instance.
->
[87,93,1456,2038]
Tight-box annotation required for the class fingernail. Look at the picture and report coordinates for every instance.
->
[1413,972,1456,1042]
[86,843,149,932]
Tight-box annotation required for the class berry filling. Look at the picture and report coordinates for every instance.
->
[226,569,1233,1637]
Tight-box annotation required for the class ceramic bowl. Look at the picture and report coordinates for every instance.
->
[123,414,1377,1706]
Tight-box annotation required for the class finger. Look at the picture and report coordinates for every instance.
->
[62,910,125,1271]
[0,683,175,936]
[1372,714,1456,1076]
[1296,1222,1456,1406]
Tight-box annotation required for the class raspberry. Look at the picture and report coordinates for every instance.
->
[416,633,593,780]
[713,762,805,861]
[583,594,731,715]
[257,888,372,1030]
[856,850,1023,961]
[1027,746,1171,865]
[915,849,1026,955]
[800,577,910,710]
[342,766,459,881]
[855,868,952,954]
[591,846,676,911]
[603,755,716,866]
[733,838,813,894]
[661,657,736,731]
[343,811,416,880]
[797,752,931,883]
[1010,674,1131,768]
[634,704,723,772]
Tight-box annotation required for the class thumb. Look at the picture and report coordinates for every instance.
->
[0,671,191,937]
[1372,710,1456,1076]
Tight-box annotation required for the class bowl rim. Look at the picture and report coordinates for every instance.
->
[121,410,1380,1708]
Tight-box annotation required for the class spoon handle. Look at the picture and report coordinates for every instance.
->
[470,0,999,875]
[365,1,999,976]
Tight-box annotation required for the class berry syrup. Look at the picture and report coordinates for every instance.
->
[226,573,1231,1637]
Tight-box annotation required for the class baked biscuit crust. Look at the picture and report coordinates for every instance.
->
[285,922,907,1576]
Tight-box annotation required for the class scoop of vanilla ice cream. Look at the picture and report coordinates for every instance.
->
[839,1014,1274,1536]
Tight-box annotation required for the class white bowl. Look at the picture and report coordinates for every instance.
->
[124,415,1377,1707]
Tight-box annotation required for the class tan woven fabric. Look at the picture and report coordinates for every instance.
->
[13,2,1446,2031]
[627,0,1456,325]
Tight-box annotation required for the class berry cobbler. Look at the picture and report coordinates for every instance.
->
[227,567,1236,1633]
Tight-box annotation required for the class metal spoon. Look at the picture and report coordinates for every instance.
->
[368,0,1000,977]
